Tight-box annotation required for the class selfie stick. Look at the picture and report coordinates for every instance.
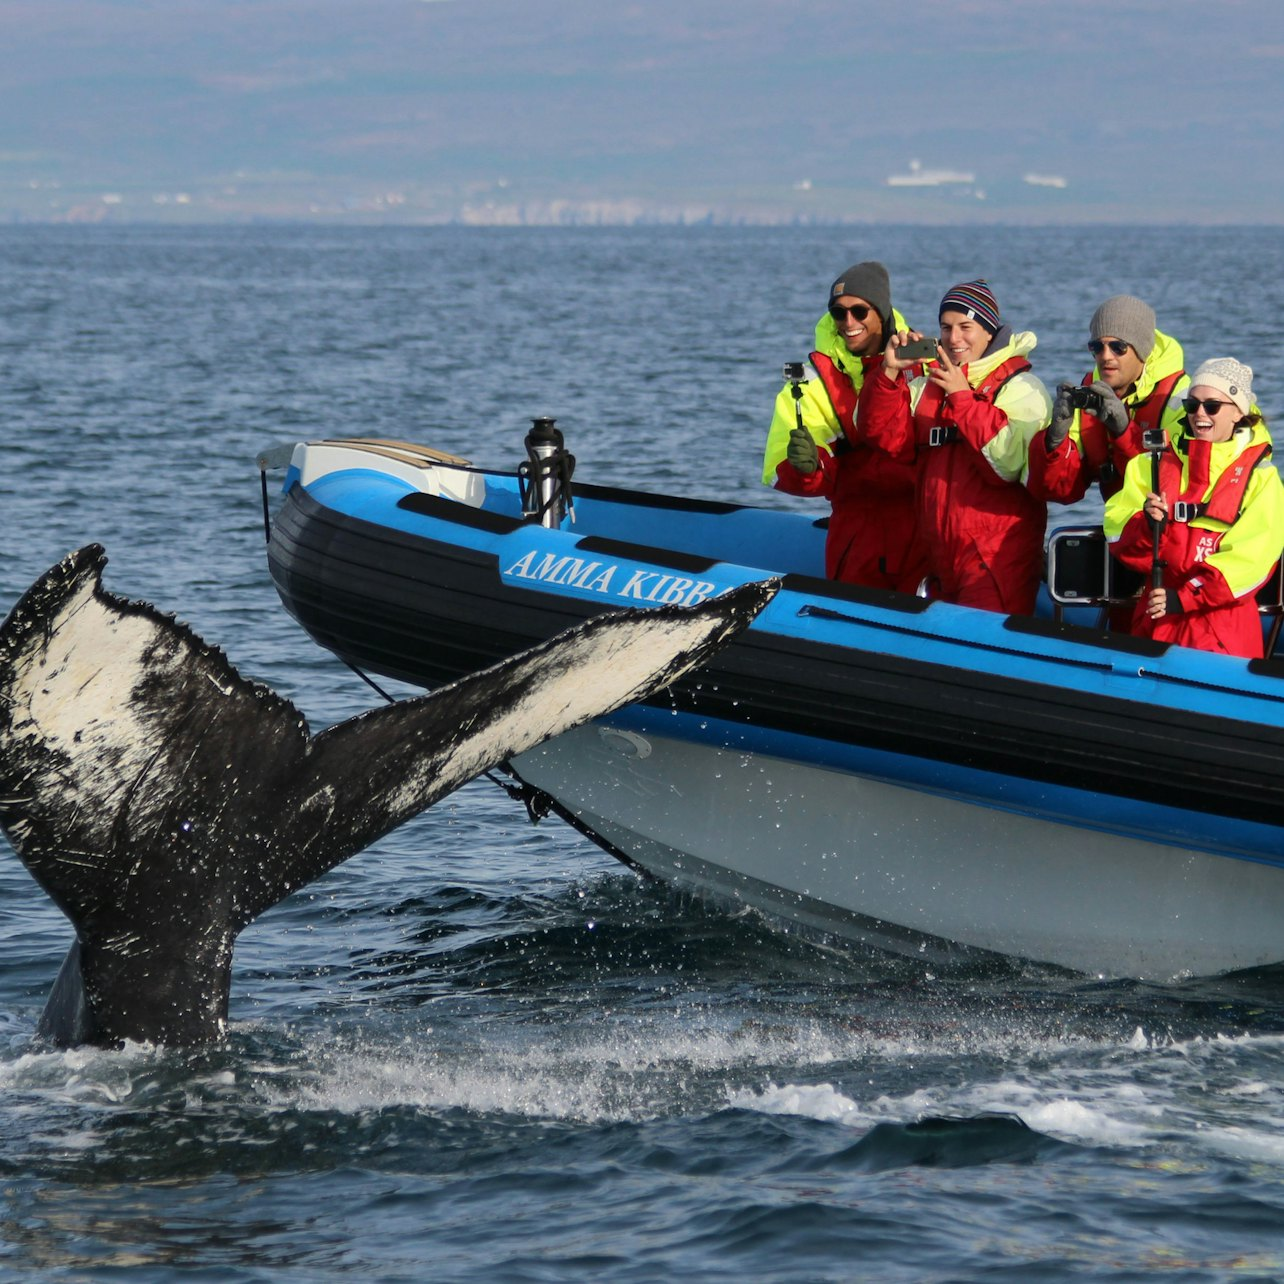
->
[784,362,806,434]
[1143,428,1167,591]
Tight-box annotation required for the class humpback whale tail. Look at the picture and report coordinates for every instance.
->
[0,545,775,1047]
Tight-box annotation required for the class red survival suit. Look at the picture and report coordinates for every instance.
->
[772,350,928,593]
[856,333,1052,615]
[1106,424,1283,658]
[1028,369,1187,505]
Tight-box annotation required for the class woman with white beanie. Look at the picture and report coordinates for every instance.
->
[1104,357,1284,658]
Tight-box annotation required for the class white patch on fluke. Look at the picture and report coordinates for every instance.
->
[9,576,180,832]
[381,608,738,820]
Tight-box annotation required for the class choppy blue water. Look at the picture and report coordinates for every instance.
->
[2,223,1284,1283]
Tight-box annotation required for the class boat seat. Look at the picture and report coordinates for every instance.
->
[1047,525,1284,657]
[1046,526,1143,611]
[310,438,472,469]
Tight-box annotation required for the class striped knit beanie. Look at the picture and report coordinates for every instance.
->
[939,279,1000,335]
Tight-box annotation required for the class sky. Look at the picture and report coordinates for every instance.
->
[2,0,1283,225]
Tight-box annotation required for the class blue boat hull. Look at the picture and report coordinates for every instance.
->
[264,440,1284,977]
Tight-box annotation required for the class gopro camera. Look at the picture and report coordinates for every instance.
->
[783,362,806,383]
[1142,428,1167,452]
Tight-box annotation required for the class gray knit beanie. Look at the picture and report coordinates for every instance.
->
[1191,357,1254,415]
[1089,295,1156,360]
[828,261,892,332]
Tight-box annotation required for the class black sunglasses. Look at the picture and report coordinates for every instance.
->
[1181,397,1236,416]
[1088,339,1131,357]
[830,303,872,323]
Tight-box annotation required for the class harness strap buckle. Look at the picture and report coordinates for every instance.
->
[928,425,959,447]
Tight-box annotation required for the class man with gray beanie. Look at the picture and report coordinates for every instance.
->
[763,260,929,592]
[1028,294,1189,505]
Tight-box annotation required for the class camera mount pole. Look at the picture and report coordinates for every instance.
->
[1144,428,1167,592]
[785,362,807,435]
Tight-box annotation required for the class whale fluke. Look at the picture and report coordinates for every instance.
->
[0,545,775,1047]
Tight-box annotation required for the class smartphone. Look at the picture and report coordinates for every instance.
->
[898,336,939,362]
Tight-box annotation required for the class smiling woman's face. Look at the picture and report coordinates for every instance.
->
[1184,385,1240,443]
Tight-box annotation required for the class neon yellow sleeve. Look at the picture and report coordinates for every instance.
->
[982,372,1053,484]
[761,377,842,486]
[1103,452,1151,542]
[1204,465,1284,599]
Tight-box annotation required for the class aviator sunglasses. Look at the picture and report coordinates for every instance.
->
[1181,396,1236,417]
[830,302,873,322]
[1088,339,1131,357]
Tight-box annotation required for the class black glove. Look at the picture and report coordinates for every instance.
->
[1046,384,1075,450]
[787,426,819,475]
[1089,380,1131,439]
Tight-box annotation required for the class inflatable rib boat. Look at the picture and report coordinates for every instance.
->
[260,433,1284,980]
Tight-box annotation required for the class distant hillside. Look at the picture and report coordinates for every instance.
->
[1,0,1281,224]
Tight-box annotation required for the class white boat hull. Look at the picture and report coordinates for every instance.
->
[514,722,1284,981]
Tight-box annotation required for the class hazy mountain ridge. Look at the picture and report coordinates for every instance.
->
[3,0,1282,224]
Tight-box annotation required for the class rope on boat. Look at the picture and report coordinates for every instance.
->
[255,443,296,543]
[487,768,555,824]
[343,660,398,706]
[259,470,272,543]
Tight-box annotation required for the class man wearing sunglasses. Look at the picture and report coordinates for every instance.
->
[762,261,928,593]
[1103,358,1282,658]
[1028,294,1188,505]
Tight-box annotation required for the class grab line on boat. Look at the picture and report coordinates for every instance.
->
[1134,666,1284,703]
[797,604,1117,673]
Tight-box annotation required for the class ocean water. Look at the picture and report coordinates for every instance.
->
[2,223,1284,1282]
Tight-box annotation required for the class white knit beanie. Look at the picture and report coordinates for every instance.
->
[1192,357,1254,415]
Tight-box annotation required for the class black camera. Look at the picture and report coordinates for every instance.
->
[1068,386,1104,415]
[1141,428,1167,452]
[783,362,806,383]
